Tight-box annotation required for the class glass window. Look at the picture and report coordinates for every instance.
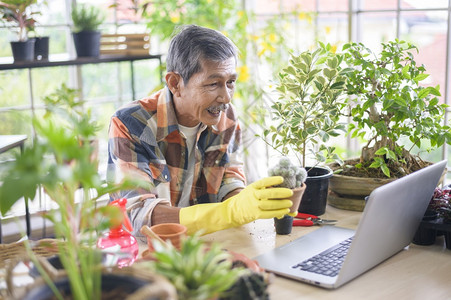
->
[400,11,448,103]
[401,0,448,9]
[360,0,398,10]
[0,70,32,108]
[319,0,349,12]
[317,13,349,46]
[358,11,397,51]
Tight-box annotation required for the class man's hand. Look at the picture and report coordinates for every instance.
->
[179,176,293,235]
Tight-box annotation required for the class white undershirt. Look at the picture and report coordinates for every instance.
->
[177,123,200,207]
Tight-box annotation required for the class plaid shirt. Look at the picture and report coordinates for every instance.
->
[107,87,246,207]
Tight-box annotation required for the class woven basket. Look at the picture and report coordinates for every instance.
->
[0,239,59,269]
[0,239,60,299]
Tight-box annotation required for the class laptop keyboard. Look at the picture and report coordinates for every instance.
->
[292,237,354,277]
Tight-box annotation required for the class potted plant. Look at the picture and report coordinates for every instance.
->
[261,42,349,215]
[268,157,307,234]
[0,84,160,299]
[142,233,269,300]
[328,40,451,211]
[71,3,105,57]
[413,185,451,248]
[0,0,40,61]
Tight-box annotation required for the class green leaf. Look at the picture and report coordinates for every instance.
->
[402,64,411,79]
[413,73,429,82]
[417,88,430,99]
[381,164,390,177]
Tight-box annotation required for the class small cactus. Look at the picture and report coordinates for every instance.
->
[268,157,307,189]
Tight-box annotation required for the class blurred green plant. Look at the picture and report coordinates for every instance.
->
[0,83,151,300]
[145,233,246,300]
[0,0,40,41]
[71,3,104,33]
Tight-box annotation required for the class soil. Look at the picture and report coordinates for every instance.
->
[329,157,432,179]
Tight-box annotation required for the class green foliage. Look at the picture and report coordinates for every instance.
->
[268,157,307,189]
[342,40,451,177]
[71,4,104,33]
[261,42,348,167]
[42,83,100,141]
[147,233,246,300]
[0,83,151,300]
[0,0,40,41]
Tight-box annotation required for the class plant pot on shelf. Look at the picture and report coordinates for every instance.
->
[72,31,101,57]
[33,36,49,60]
[298,166,332,216]
[11,39,35,62]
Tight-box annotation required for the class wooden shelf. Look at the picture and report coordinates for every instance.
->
[0,54,162,71]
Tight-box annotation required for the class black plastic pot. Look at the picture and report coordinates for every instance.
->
[298,166,333,216]
[10,39,35,62]
[23,273,149,300]
[34,37,49,60]
[73,31,101,57]
[274,215,293,235]
[412,210,439,246]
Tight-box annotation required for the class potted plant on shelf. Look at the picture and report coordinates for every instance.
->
[327,40,451,211]
[71,3,105,57]
[0,0,40,61]
[268,157,307,234]
[0,84,166,299]
[261,42,349,215]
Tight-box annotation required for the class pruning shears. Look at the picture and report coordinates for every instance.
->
[292,212,337,227]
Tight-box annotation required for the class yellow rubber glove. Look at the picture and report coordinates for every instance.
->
[179,176,293,235]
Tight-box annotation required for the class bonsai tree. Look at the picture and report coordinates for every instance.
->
[0,0,39,41]
[342,40,451,178]
[261,42,348,169]
[0,84,149,299]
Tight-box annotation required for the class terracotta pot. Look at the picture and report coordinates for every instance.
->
[289,183,307,213]
[146,223,187,251]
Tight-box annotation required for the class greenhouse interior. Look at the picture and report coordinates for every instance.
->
[0,0,450,299]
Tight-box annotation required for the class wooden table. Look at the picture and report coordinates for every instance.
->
[199,205,451,299]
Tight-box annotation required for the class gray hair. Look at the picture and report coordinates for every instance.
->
[166,25,238,84]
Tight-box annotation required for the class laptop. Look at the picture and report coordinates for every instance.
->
[254,160,447,289]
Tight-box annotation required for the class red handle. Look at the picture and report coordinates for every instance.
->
[293,219,314,226]
[295,213,318,219]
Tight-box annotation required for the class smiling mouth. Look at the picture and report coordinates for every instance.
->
[207,104,228,115]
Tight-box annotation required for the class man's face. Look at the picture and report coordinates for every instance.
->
[174,57,237,127]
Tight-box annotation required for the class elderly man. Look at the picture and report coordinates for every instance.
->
[107,24,292,236]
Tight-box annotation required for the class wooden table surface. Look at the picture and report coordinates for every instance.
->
[199,205,451,300]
